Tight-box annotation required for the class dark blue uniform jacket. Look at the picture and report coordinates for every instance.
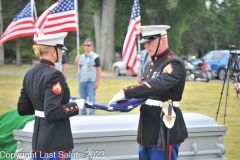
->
[17,59,79,152]
[124,48,188,146]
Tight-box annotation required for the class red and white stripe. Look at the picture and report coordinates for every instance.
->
[0,20,35,45]
[34,2,58,37]
[34,0,76,36]
[0,0,35,45]
[122,0,141,74]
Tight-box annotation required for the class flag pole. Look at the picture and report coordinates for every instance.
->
[75,0,80,55]
[32,0,38,42]
[137,37,140,53]
[32,0,37,19]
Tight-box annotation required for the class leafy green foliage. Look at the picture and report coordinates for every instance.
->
[181,0,239,58]
[1,0,239,65]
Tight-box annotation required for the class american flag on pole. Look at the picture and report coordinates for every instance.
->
[0,0,35,45]
[34,0,77,35]
[34,2,58,37]
[122,0,141,74]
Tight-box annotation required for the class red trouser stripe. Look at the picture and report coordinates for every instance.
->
[168,145,172,160]
[62,150,65,160]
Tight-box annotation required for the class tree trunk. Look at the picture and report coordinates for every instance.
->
[100,0,116,70]
[0,0,4,67]
[16,40,22,66]
[212,33,217,50]
[93,10,101,56]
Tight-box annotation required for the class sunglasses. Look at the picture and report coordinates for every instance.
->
[84,44,92,47]
[144,35,160,41]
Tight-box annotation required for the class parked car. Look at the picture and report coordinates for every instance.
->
[191,50,240,80]
[112,61,137,76]
[112,61,128,76]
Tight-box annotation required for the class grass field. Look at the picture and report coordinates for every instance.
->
[0,64,239,159]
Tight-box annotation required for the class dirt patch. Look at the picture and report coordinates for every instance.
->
[101,71,114,77]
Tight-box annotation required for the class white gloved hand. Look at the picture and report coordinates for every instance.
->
[74,99,85,110]
[108,90,126,104]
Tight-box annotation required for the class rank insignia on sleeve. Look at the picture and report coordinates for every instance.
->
[162,64,173,74]
[52,82,62,94]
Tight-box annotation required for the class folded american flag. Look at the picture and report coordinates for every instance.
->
[70,97,147,112]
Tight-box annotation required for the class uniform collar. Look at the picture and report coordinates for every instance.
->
[39,59,55,68]
[151,48,171,62]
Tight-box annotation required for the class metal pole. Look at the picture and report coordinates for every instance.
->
[75,0,80,55]
[137,37,140,53]
[215,58,230,121]
[32,0,37,19]
[224,60,231,125]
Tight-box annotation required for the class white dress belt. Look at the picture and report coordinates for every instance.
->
[35,110,45,117]
[144,99,179,107]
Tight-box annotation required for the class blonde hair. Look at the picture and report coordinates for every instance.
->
[32,45,54,56]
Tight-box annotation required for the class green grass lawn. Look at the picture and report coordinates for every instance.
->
[0,64,239,159]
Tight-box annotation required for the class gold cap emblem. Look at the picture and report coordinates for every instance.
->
[139,28,143,33]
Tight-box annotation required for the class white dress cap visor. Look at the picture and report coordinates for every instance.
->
[34,32,68,51]
[138,25,170,43]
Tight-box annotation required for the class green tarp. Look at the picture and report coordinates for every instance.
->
[0,109,34,159]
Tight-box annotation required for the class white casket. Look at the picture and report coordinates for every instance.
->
[13,112,227,160]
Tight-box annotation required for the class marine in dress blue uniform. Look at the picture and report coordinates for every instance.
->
[109,25,188,160]
[17,32,84,160]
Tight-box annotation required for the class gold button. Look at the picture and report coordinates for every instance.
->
[66,108,69,111]
[76,106,78,108]
[147,75,149,78]
[155,57,157,60]
[71,107,73,110]
[151,62,153,65]
[150,69,152,72]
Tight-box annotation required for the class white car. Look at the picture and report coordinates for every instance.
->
[112,61,128,76]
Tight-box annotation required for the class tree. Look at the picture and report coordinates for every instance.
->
[181,0,238,57]
[0,0,4,67]
[1,0,239,70]
[91,0,116,70]
[99,0,116,70]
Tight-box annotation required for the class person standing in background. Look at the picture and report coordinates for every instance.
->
[74,39,101,115]
[200,59,210,82]
[137,49,151,84]
[55,52,68,80]
[126,65,132,77]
